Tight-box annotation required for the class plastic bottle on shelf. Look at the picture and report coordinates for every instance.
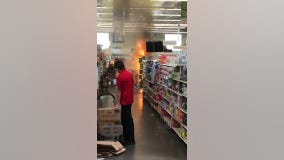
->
[183,102,187,111]
[179,111,184,124]
[175,108,179,119]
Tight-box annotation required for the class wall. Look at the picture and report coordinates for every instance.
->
[189,0,284,160]
[0,0,97,160]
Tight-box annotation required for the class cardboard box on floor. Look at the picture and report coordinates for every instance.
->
[97,141,126,158]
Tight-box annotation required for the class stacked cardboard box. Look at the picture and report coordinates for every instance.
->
[98,108,123,138]
[97,141,126,158]
[98,108,121,121]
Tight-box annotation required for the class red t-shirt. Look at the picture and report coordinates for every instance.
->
[116,70,134,105]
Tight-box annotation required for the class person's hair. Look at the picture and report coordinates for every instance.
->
[114,59,125,70]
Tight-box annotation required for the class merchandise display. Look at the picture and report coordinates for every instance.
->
[142,53,188,144]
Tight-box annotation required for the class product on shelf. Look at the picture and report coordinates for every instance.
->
[179,83,187,94]
[180,66,187,81]
[172,119,180,128]
[160,109,168,117]
[172,67,180,79]
[183,102,187,111]
[159,55,167,64]
[173,82,179,91]
[179,111,185,124]
[150,62,159,84]
[183,115,187,126]
[180,96,187,110]
[178,55,187,65]
[175,108,179,120]
[180,127,187,139]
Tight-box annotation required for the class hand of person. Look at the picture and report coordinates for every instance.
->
[114,103,120,110]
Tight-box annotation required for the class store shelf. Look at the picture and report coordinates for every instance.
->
[177,64,187,67]
[172,78,187,84]
[149,86,157,94]
[151,103,159,113]
[144,79,152,84]
[172,127,187,144]
[143,53,188,146]
[181,124,187,129]
[143,90,157,103]
[149,95,158,104]
[162,107,172,116]
[172,115,180,123]
[159,83,168,88]
[162,116,172,127]
[162,96,171,103]
[167,87,182,96]
[177,106,187,114]
[145,86,154,93]
[171,112,187,129]
[157,92,167,100]
[152,98,158,104]
[143,96,159,113]
[160,83,185,97]
[160,64,187,67]
[148,96,158,104]
[160,64,176,67]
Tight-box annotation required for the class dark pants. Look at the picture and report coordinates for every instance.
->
[121,104,135,143]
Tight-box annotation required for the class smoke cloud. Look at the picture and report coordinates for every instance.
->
[112,0,155,80]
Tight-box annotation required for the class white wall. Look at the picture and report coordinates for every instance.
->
[189,0,284,160]
[0,0,97,160]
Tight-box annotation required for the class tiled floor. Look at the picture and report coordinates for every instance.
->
[98,89,187,160]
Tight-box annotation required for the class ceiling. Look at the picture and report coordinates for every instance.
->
[97,0,187,33]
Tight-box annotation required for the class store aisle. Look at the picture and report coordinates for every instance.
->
[100,91,187,160]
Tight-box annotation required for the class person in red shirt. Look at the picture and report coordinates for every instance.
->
[114,59,135,145]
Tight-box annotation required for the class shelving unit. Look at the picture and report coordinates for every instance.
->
[142,53,188,144]
[138,58,144,87]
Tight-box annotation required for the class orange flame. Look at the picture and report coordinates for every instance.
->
[124,39,147,86]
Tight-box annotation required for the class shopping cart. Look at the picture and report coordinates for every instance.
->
[97,66,116,103]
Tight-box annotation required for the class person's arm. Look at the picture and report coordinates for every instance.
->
[115,87,121,108]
